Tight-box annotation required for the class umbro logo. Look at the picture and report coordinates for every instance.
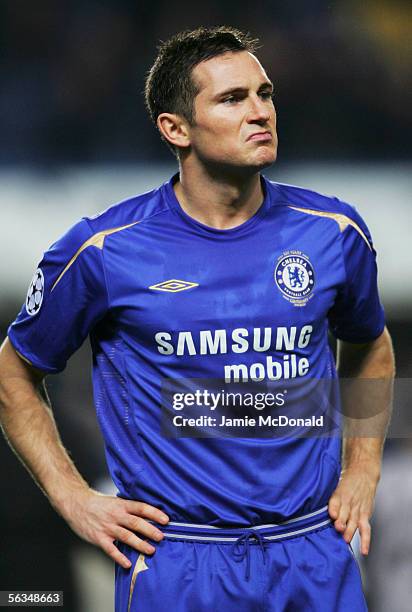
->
[149,279,199,293]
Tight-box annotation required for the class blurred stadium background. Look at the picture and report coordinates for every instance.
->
[0,1,411,611]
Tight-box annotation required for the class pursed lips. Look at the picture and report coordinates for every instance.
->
[246,131,272,142]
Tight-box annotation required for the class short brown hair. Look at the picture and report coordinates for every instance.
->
[144,26,260,153]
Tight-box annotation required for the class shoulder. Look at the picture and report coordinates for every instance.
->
[265,177,372,248]
[51,182,171,256]
[85,183,170,234]
[43,182,171,269]
[266,178,358,219]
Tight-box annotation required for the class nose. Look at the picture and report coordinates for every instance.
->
[246,94,271,125]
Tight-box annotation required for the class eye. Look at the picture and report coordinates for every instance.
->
[259,91,274,101]
[222,95,241,105]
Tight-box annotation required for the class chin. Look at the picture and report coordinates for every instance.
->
[251,147,277,169]
[207,147,277,176]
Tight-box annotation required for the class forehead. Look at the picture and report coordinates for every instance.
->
[192,51,270,95]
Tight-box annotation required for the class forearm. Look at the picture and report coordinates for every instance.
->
[341,388,391,478]
[341,438,383,479]
[328,329,394,551]
[0,349,91,518]
[0,355,168,567]
[338,327,395,475]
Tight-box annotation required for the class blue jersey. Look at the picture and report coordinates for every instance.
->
[8,174,385,525]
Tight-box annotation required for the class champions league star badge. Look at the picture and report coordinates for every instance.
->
[275,251,315,306]
[26,268,45,316]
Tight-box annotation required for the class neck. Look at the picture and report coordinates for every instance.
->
[174,161,264,230]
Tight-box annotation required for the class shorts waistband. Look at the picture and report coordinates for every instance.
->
[162,505,331,542]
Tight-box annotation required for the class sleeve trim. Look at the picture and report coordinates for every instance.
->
[52,220,139,291]
[7,332,61,374]
[288,206,372,251]
[84,218,111,311]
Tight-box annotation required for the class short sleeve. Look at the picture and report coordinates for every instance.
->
[8,218,108,373]
[328,203,385,343]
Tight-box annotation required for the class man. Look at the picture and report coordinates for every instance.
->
[0,26,394,611]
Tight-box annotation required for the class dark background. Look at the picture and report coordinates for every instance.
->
[0,0,410,164]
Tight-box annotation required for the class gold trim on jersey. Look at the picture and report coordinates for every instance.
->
[51,222,139,291]
[127,553,149,612]
[15,349,33,366]
[288,206,372,251]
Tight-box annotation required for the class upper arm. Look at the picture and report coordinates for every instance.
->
[0,339,47,414]
[0,337,46,386]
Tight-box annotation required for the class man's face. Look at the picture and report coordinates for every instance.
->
[187,50,277,172]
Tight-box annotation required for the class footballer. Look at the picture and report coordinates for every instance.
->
[0,27,394,611]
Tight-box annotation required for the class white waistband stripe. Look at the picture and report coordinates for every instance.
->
[166,505,329,531]
[163,518,331,542]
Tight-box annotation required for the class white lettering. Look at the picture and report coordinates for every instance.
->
[155,332,174,355]
[231,328,249,353]
[200,329,227,355]
[275,327,297,351]
[177,332,196,356]
[224,363,249,382]
[298,325,313,348]
[266,355,283,380]
[250,362,266,382]
[253,327,272,352]
[298,357,309,376]
[154,325,314,365]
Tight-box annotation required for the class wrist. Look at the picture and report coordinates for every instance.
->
[48,480,94,520]
[342,437,382,478]
[341,459,381,483]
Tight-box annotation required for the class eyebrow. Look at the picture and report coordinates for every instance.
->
[214,81,274,100]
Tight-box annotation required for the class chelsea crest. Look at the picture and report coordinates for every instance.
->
[275,250,315,306]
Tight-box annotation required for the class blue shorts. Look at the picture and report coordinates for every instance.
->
[115,507,367,611]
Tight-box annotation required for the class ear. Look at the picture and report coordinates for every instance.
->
[157,113,191,150]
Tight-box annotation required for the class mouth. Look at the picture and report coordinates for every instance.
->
[247,131,272,142]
